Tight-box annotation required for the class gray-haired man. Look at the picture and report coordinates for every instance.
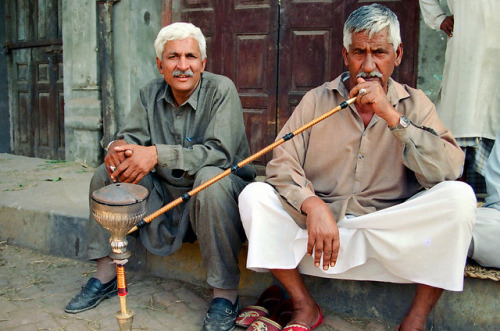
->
[65,22,255,331]
[239,4,474,330]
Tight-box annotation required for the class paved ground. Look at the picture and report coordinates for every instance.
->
[0,242,394,331]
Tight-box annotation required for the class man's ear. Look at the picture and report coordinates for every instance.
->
[201,58,207,73]
[342,47,349,67]
[394,43,403,67]
[156,57,163,72]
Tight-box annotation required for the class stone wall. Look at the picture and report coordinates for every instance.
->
[62,0,162,167]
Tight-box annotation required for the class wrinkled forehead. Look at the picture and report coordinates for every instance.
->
[350,29,392,48]
[163,38,201,54]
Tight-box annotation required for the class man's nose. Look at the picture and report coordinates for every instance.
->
[361,54,376,72]
[177,55,189,70]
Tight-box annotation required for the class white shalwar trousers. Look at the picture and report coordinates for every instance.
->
[239,181,476,291]
[471,207,500,268]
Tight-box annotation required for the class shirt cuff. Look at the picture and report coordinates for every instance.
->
[284,188,317,213]
[155,144,177,168]
[390,123,414,142]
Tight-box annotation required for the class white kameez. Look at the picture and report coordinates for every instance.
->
[239,181,476,292]
[419,0,500,140]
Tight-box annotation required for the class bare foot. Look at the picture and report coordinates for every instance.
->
[288,299,320,329]
[399,314,426,331]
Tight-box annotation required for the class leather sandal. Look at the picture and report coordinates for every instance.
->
[247,298,293,331]
[236,285,284,327]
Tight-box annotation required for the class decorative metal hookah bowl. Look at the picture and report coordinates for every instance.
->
[91,183,149,331]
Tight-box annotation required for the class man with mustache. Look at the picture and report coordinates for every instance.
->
[65,22,255,331]
[239,4,475,331]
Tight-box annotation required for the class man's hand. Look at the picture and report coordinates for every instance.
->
[110,144,158,184]
[350,77,401,127]
[104,140,128,181]
[440,15,454,37]
[301,196,340,270]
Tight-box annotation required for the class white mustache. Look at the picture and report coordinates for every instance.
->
[172,70,194,77]
[357,71,383,79]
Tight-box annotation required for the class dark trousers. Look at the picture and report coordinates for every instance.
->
[87,164,248,289]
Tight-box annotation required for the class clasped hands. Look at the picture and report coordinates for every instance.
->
[105,140,158,184]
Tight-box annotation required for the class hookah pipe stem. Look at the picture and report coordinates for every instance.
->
[116,264,129,315]
[128,96,358,235]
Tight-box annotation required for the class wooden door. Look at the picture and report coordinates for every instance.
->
[6,0,64,160]
[177,0,419,167]
[277,0,345,130]
[180,0,279,166]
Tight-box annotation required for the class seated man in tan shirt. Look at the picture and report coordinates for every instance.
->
[238,4,475,331]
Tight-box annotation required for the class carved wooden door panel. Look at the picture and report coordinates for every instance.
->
[277,0,345,130]
[6,0,64,160]
[180,0,279,166]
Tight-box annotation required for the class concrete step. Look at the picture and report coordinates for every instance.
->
[0,153,498,330]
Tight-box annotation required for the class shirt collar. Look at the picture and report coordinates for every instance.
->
[159,75,203,110]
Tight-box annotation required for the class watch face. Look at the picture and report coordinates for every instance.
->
[401,116,410,127]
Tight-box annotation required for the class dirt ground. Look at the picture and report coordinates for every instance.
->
[0,241,394,331]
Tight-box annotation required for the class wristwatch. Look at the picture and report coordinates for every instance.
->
[390,115,410,131]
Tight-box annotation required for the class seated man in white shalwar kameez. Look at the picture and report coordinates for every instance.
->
[238,4,476,331]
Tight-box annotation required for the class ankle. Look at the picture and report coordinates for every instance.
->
[213,288,238,304]
[400,314,427,331]
[95,257,116,284]
[289,300,318,327]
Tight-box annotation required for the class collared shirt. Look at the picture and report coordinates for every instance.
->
[266,72,465,221]
[117,72,255,187]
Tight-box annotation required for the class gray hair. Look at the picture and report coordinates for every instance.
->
[343,4,401,52]
[154,22,207,60]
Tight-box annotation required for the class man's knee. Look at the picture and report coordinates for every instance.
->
[194,166,224,183]
[437,181,476,206]
[90,164,112,190]
[194,166,240,199]
[238,182,274,208]
[435,181,476,226]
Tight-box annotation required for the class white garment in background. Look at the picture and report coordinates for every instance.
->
[470,130,500,268]
[239,181,476,291]
[419,0,500,140]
